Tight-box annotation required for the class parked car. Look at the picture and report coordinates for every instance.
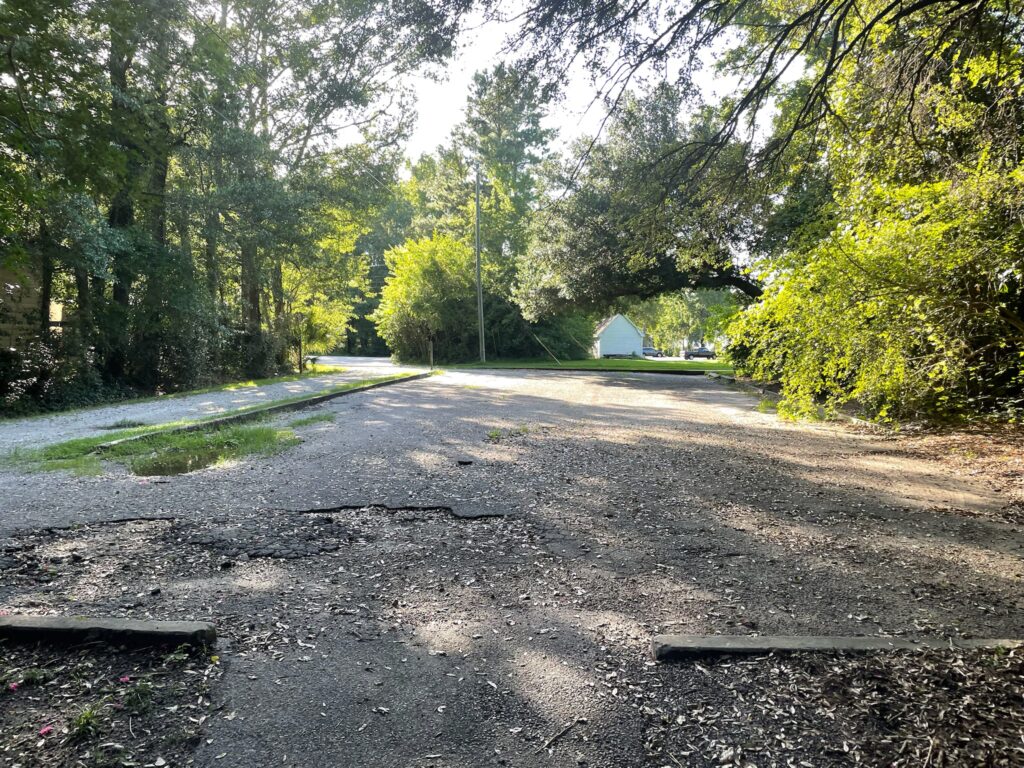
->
[642,346,664,357]
[684,346,716,360]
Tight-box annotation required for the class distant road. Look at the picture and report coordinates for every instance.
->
[0,357,412,451]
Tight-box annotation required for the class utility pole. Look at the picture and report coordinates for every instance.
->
[475,163,486,362]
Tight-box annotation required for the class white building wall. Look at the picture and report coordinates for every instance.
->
[594,315,644,357]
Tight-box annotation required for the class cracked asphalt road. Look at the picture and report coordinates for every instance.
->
[1,366,1022,766]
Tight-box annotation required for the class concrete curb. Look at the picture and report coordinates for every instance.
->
[653,634,1024,661]
[96,372,434,452]
[0,615,216,647]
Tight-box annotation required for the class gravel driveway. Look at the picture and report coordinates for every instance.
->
[1,370,1021,766]
[0,356,414,452]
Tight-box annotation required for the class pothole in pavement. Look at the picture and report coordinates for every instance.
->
[0,506,505,587]
[293,503,505,520]
[173,514,357,560]
[0,519,177,593]
[1,510,522,632]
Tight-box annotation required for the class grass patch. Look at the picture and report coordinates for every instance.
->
[69,703,102,742]
[16,423,299,477]
[289,412,335,427]
[756,397,778,413]
[124,679,155,715]
[486,424,531,442]
[33,454,105,476]
[99,418,148,430]
[451,357,733,373]
[119,425,299,476]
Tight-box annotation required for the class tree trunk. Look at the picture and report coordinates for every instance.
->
[270,259,289,368]
[104,23,139,381]
[38,223,53,341]
[240,241,261,334]
[695,270,763,299]
[149,151,168,249]
[240,240,264,375]
[271,260,284,320]
[176,205,192,266]
[203,211,220,302]
[74,267,92,344]
[127,10,177,391]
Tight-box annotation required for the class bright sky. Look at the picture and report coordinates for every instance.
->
[403,18,597,160]
[402,16,751,162]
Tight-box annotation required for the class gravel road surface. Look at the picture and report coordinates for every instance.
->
[1,369,1021,767]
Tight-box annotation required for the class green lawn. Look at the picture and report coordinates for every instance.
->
[25,423,302,477]
[451,357,733,373]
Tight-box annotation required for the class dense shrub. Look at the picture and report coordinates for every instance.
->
[729,166,1024,421]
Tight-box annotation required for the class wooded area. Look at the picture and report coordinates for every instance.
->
[2,0,1023,421]
[1,0,456,410]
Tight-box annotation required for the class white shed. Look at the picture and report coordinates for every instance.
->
[593,314,645,358]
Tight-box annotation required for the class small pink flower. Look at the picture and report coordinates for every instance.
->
[119,675,131,683]
[39,725,53,737]
[8,682,18,691]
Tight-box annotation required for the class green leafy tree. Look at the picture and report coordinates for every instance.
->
[368,64,574,362]
[729,9,1024,420]
[624,291,742,354]
[517,86,762,321]
[0,0,462,410]
[372,235,477,362]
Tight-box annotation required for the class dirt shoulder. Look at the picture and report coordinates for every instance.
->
[872,423,1024,522]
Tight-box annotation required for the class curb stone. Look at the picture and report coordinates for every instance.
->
[96,372,434,452]
[653,634,1024,661]
[0,615,216,647]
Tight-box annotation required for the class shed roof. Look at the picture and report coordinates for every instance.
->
[595,313,644,338]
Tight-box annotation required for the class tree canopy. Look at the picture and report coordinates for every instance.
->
[516,85,763,321]
[0,0,449,408]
